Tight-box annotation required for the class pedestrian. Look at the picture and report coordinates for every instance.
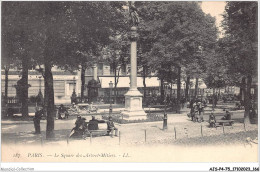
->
[106,116,118,137]
[181,97,185,109]
[198,101,204,122]
[33,107,44,134]
[193,102,199,122]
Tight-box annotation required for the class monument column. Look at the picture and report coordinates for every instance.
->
[121,26,146,119]
[130,29,137,90]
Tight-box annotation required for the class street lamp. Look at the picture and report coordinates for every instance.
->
[73,77,76,93]
[163,82,168,130]
[109,81,113,115]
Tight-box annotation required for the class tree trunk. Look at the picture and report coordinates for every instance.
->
[143,65,146,102]
[185,76,190,101]
[170,82,173,98]
[239,85,243,101]
[21,55,29,118]
[4,67,9,104]
[81,65,86,101]
[211,87,214,110]
[44,60,55,139]
[176,66,181,113]
[194,77,198,99]
[244,76,252,124]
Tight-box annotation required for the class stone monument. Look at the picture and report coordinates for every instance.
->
[121,3,146,120]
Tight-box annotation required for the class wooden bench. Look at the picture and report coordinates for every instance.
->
[215,119,235,126]
[84,123,109,137]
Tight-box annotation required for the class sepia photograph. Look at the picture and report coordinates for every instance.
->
[1,0,258,171]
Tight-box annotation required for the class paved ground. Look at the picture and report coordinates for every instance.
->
[2,102,258,163]
[1,102,258,147]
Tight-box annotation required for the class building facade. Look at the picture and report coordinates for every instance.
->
[2,63,211,105]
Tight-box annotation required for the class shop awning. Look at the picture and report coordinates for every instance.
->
[99,76,160,88]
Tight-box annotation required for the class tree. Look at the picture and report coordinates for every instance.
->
[140,2,218,112]
[2,8,17,104]
[59,1,128,102]
[221,1,257,123]
[2,1,128,138]
[136,3,159,101]
[102,34,129,103]
[2,2,41,118]
[35,2,127,137]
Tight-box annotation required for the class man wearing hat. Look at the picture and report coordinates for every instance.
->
[33,106,44,134]
[107,116,118,137]
[75,115,83,127]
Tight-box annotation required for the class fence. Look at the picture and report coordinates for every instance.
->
[61,121,254,147]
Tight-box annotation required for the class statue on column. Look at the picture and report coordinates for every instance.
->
[128,1,140,27]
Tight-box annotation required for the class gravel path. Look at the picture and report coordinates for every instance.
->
[1,102,258,147]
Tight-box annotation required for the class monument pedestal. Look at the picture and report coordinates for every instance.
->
[121,89,147,120]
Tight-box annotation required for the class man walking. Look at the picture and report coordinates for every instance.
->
[33,107,44,134]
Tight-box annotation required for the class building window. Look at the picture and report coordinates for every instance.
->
[98,63,103,75]
[98,63,103,70]
[67,83,76,96]
[251,88,255,95]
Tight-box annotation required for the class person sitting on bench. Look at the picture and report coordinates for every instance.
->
[107,116,118,137]
[209,112,216,128]
[221,110,232,120]
[88,116,105,130]
[70,115,87,138]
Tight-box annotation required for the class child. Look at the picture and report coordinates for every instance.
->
[209,112,216,128]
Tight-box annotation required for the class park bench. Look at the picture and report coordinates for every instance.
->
[215,119,235,126]
[84,122,109,137]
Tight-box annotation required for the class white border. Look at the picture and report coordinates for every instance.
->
[0,0,259,172]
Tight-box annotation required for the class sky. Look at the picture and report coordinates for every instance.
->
[201,1,226,36]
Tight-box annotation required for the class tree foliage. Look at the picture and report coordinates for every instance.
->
[220,1,257,123]
[137,2,218,102]
[2,1,130,137]
[221,1,257,78]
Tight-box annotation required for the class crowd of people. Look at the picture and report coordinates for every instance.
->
[188,98,207,123]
